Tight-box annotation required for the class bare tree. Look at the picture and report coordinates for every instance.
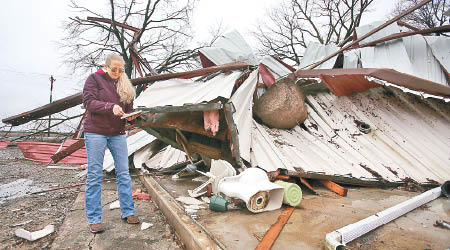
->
[60,0,217,79]
[251,0,374,66]
[392,0,449,29]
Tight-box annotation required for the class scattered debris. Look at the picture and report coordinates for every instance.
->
[141,222,154,230]
[15,224,55,241]
[274,180,302,206]
[132,190,150,200]
[175,196,205,205]
[434,220,450,230]
[255,206,295,250]
[109,200,120,210]
[11,220,33,227]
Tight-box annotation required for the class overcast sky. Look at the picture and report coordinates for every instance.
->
[0,0,397,130]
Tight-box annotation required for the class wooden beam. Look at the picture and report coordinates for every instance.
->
[50,139,85,164]
[255,206,295,250]
[320,180,348,197]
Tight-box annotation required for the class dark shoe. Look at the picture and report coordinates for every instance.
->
[122,215,140,224]
[89,223,104,233]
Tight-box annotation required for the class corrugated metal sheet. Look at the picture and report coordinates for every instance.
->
[424,36,450,75]
[251,87,450,184]
[356,21,400,43]
[199,30,258,66]
[298,42,339,69]
[16,140,87,164]
[359,40,415,76]
[229,71,258,162]
[134,71,242,108]
[260,56,293,79]
[402,35,448,86]
[144,146,186,169]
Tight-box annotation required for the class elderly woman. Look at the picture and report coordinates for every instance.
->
[82,54,140,233]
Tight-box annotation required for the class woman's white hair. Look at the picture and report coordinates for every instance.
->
[105,54,136,104]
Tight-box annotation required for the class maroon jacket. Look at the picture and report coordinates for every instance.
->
[82,70,133,136]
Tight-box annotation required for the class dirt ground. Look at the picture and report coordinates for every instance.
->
[0,146,81,249]
[0,146,181,250]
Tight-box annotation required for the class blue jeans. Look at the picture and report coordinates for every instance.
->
[84,132,135,224]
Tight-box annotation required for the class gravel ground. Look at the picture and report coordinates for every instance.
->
[0,146,82,249]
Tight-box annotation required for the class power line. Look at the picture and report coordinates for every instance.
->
[0,67,78,80]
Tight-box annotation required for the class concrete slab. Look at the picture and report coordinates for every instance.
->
[51,178,181,250]
[156,175,450,250]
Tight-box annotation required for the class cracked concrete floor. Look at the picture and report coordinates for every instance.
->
[51,179,182,250]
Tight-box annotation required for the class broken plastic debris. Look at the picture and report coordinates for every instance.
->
[109,200,120,210]
[15,225,55,241]
[175,196,205,205]
[141,222,153,230]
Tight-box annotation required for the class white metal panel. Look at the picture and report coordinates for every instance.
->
[134,71,241,108]
[424,36,450,77]
[298,42,339,69]
[402,35,448,86]
[359,40,415,76]
[343,50,360,68]
[356,21,400,43]
[144,146,186,169]
[199,30,258,65]
[229,71,258,162]
[260,56,292,79]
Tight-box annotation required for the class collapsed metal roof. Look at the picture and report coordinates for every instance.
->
[251,87,450,184]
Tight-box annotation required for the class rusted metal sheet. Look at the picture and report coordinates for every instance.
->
[2,93,83,126]
[255,206,295,250]
[50,139,85,164]
[293,68,450,97]
[258,63,276,88]
[16,140,87,164]
[0,140,10,148]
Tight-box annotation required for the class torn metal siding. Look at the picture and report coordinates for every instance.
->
[424,36,450,75]
[229,71,258,162]
[402,35,449,86]
[260,56,293,79]
[16,140,87,164]
[134,71,242,108]
[252,87,450,184]
[199,30,258,66]
[298,42,339,69]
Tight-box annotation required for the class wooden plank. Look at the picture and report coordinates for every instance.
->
[50,139,85,164]
[320,180,348,197]
[254,206,295,250]
[299,178,318,195]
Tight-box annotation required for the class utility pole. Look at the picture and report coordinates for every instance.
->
[48,75,56,137]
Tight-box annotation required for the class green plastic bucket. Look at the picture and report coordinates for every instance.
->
[274,180,302,207]
[209,194,228,212]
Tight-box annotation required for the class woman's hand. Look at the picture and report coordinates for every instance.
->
[112,105,125,116]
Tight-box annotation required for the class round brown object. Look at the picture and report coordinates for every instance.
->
[254,77,307,129]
